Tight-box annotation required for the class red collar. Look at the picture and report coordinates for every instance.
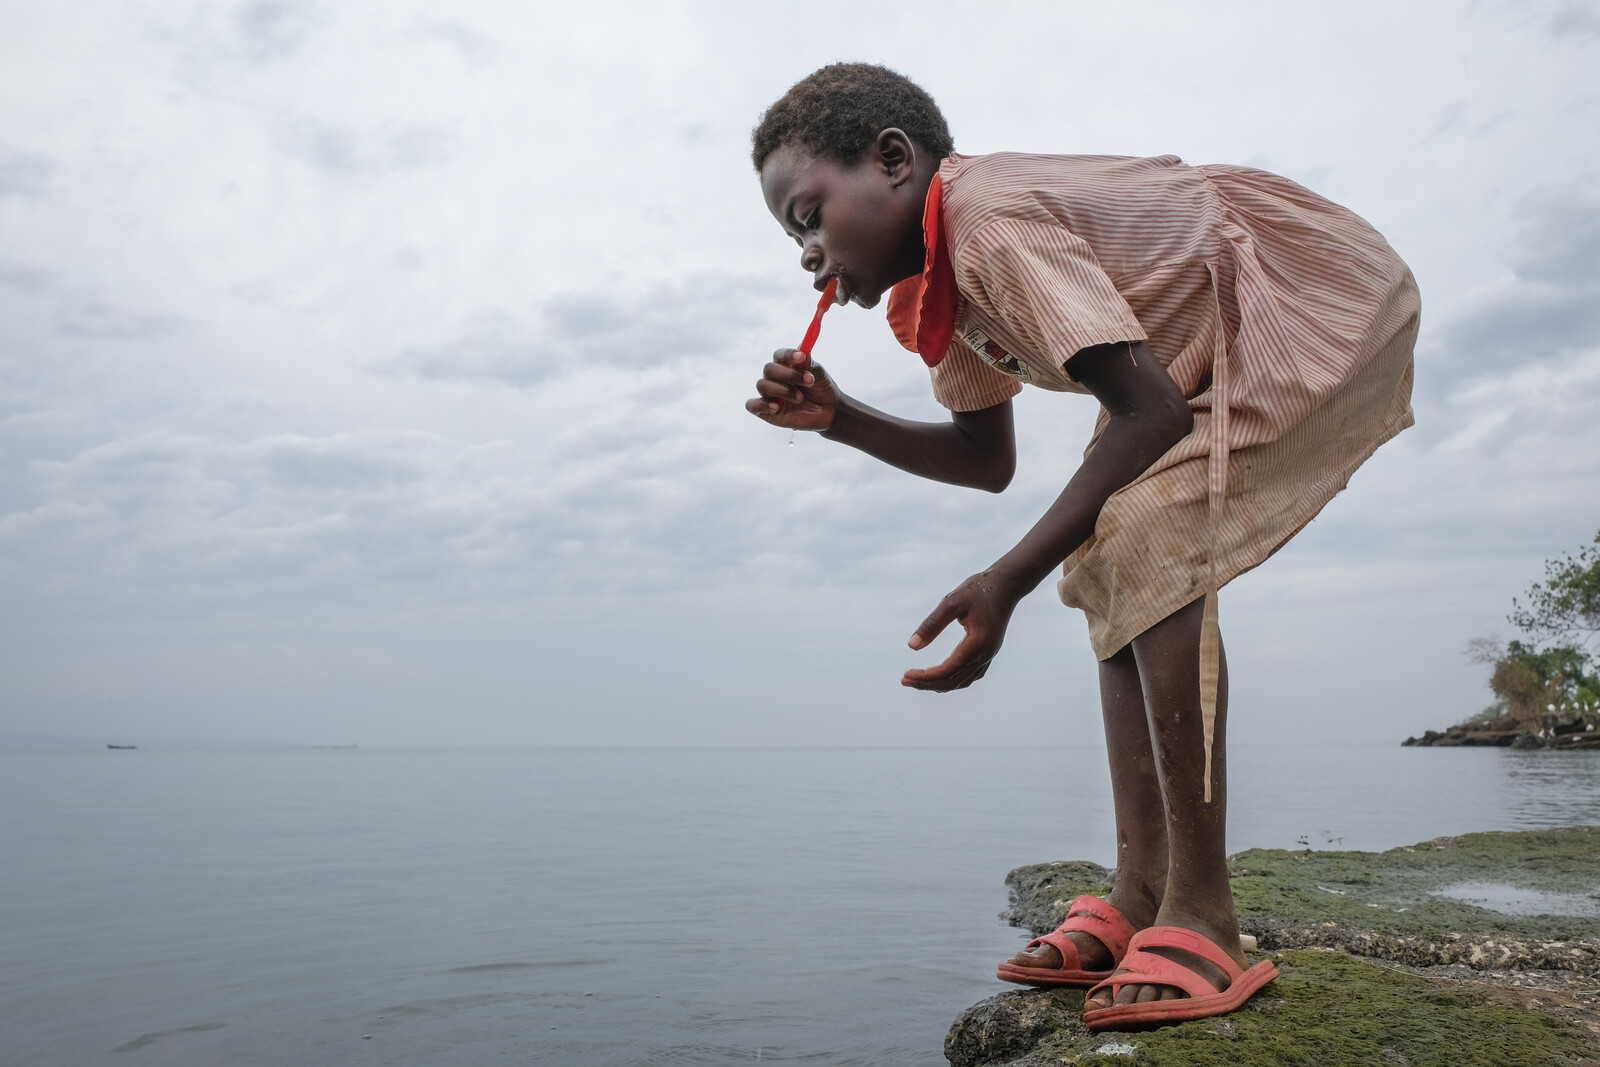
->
[885,173,956,367]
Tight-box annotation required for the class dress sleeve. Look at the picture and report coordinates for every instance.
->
[928,336,1024,411]
[957,218,1147,370]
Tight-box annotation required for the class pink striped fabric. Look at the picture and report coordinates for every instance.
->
[920,152,1418,670]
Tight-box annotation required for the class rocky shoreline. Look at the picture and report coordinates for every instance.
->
[1402,715,1600,749]
[1403,726,1600,749]
[947,827,1600,1065]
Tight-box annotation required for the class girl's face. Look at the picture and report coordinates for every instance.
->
[759,134,927,310]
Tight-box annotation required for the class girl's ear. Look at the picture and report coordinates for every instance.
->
[875,128,916,185]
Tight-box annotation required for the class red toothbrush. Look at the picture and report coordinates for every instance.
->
[788,277,837,444]
[798,277,838,359]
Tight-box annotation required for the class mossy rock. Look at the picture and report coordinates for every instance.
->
[1227,827,1600,940]
[1000,860,1117,939]
[947,950,1600,1066]
[964,829,1600,1065]
[1004,828,1600,972]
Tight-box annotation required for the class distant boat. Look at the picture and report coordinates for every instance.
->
[106,744,137,750]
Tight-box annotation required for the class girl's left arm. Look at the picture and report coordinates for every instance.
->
[902,339,1194,691]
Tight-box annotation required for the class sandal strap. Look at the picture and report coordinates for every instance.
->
[1025,895,1137,967]
[1087,926,1246,1003]
[1064,895,1138,959]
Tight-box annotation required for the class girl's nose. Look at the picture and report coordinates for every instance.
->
[799,239,824,275]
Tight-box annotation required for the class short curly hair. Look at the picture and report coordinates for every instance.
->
[751,63,954,171]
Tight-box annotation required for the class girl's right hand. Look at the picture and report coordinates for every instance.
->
[746,348,838,432]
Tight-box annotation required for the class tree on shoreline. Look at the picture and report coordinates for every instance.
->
[1509,531,1600,649]
[1465,531,1600,732]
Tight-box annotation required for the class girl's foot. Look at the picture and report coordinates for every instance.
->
[1083,905,1246,1008]
[1004,929,1115,973]
[1002,887,1157,976]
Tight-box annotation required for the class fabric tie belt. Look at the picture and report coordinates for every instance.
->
[1200,261,1229,803]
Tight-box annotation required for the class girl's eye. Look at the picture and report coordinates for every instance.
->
[805,211,820,231]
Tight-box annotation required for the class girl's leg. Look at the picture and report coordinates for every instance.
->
[1087,596,1246,1008]
[1003,644,1167,971]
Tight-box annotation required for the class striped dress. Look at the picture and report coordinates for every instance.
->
[887,153,1417,771]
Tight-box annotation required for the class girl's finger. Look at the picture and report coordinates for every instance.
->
[755,379,804,402]
[908,601,962,651]
[762,362,808,385]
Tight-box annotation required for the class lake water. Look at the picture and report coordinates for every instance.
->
[3,745,1598,1066]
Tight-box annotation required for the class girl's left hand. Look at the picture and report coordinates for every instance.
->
[901,571,1024,692]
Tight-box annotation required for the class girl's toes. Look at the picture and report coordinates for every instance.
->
[1088,983,1191,1013]
[1008,943,1061,968]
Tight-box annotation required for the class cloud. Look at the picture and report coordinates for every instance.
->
[396,312,558,388]
[0,258,181,341]
[55,301,183,340]
[1507,180,1600,282]
[232,0,319,62]
[5,0,1598,748]
[0,417,714,611]
[391,274,787,388]
[275,118,456,176]
[0,392,1008,631]
[1,429,522,614]
[415,20,493,64]
[1429,177,1600,387]
[0,260,50,290]
[1548,2,1600,40]
[0,144,54,198]
[153,1,324,92]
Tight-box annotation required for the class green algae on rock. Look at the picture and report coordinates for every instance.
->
[1002,828,1600,972]
[951,828,1600,1065]
[999,860,1116,943]
[947,950,1600,1066]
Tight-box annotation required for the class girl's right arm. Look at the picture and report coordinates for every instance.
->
[747,348,1016,494]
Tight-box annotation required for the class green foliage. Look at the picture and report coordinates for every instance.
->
[1480,640,1597,727]
[1467,530,1600,728]
[1510,529,1600,646]
[1464,638,1596,728]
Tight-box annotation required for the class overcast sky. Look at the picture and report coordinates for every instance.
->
[2,1,1597,748]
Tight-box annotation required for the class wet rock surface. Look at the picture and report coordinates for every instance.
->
[997,860,1115,942]
[944,987,1082,1067]
[950,828,1600,1065]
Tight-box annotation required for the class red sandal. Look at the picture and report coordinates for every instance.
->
[996,895,1137,987]
[1083,926,1279,1029]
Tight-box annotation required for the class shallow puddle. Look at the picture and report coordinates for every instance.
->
[1431,880,1600,916]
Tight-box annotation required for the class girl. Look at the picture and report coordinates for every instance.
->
[746,63,1416,1028]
